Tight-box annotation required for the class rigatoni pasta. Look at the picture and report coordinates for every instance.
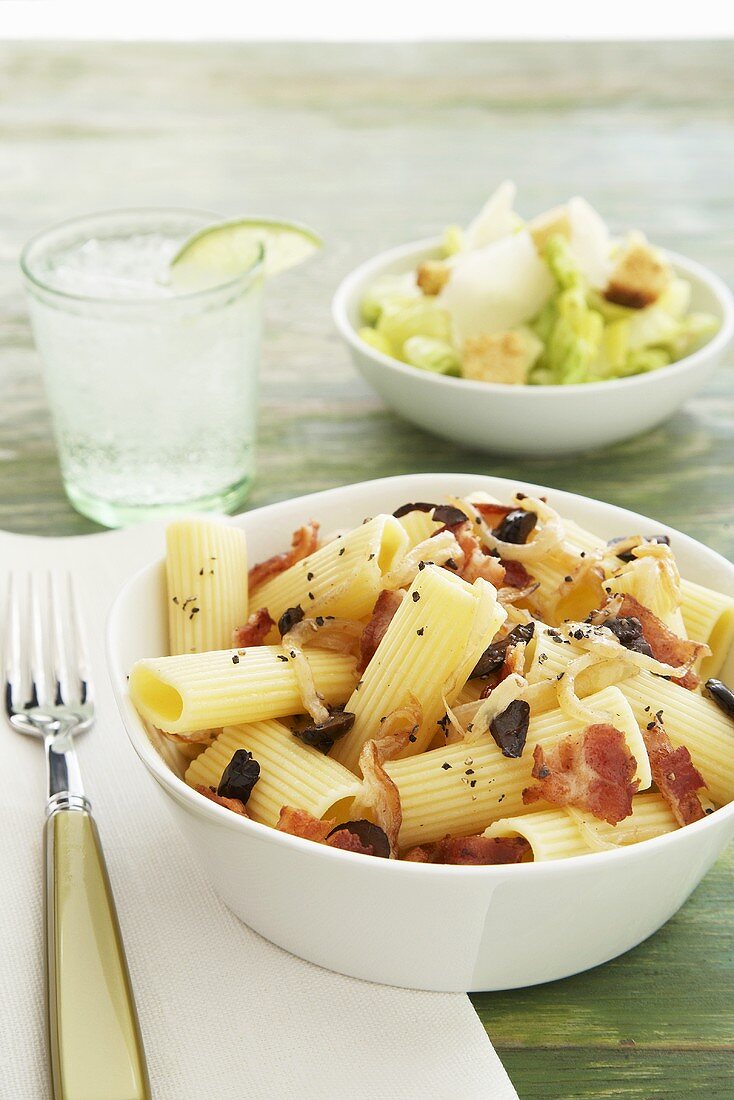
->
[250,514,408,624]
[331,564,506,771]
[129,489,734,866]
[186,721,361,828]
[167,518,249,655]
[129,647,357,735]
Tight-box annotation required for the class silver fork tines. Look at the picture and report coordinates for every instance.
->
[4,572,94,744]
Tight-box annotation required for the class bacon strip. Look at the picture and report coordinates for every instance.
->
[232,607,275,647]
[248,521,320,592]
[523,723,639,825]
[642,721,706,826]
[358,589,405,673]
[326,830,378,856]
[276,806,335,842]
[501,558,534,590]
[617,594,709,689]
[474,502,514,527]
[403,835,530,865]
[195,785,249,816]
[449,520,506,587]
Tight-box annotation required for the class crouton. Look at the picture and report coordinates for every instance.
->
[462,329,543,386]
[528,205,572,254]
[604,239,672,309]
[416,260,451,296]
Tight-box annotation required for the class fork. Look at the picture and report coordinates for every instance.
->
[4,573,150,1100]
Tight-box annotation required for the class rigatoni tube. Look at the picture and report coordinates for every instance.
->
[484,793,678,862]
[250,514,408,623]
[386,685,649,849]
[679,578,734,679]
[167,518,248,655]
[186,721,361,828]
[619,670,734,805]
[129,646,357,735]
[332,565,506,773]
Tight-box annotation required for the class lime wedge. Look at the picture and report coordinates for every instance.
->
[170,218,322,291]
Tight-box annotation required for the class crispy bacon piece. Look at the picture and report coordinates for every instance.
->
[232,607,275,647]
[403,835,530,865]
[449,520,506,587]
[248,521,320,591]
[358,589,405,673]
[523,723,639,825]
[501,558,534,589]
[276,806,335,842]
[326,829,378,856]
[474,502,514,527]
[642,721,706,826]
[195,785,249,816]
[616,594,709,689]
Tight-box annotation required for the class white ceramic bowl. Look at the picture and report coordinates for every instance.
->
[332,240,734,456]
[107,473,734,992]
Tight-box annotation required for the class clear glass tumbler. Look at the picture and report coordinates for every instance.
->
[21,209,264,528]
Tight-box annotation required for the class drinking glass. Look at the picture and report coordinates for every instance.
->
[21,208,264,528]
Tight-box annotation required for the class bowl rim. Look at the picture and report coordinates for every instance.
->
[332,236,734,397]
[107,472,734,878]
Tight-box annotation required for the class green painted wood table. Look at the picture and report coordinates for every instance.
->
[2,40,733,1099]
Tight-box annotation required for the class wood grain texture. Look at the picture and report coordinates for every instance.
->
[1,40,733,1098]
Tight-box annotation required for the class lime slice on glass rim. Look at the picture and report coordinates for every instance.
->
[169,218,322,291]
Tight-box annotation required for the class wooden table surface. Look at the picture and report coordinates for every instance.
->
[2,40,733,1098]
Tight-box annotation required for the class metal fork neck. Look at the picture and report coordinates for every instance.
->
[45,729,87,813]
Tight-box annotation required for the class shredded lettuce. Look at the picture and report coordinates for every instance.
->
[358,327,395,358]
[357,186,720,385]
[361,274,420,325]
[376,299,454,354]
[530,236,604,384]
[442,225,464,257]
[403,336,461,376]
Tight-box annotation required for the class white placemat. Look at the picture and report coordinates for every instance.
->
[0,524,518,1100]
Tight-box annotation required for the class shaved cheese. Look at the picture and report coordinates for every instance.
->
[568,196,614,289]
[439,230,554,340]
[463,180,521,251]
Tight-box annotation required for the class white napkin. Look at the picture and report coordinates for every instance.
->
[0,525,518,1100]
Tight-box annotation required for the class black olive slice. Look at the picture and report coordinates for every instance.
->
[605,616,653,656]
[293,709,356,753]
[326,819,391,858]
[392,502,467,527]
[432,504,469,527]
[471,622,535,679]
[493,510,537,545]
[217,748,260,803]
[489,699,530,759]
[705,679,734,720]
[278,604,305,636]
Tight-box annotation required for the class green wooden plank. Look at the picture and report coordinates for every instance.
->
[2,39,734,1098]
[472,848,734,1048]
[495,1049,734,1099]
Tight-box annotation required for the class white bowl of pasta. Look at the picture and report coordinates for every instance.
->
[108,473,734,991]
[332,242,734,455]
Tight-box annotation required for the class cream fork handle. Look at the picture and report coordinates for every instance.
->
[45,805,151,1100]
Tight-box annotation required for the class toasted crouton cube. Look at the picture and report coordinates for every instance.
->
[604,239,672,309]
[528,205,572,253]
[462,329,543,386]
[416,260,451,297]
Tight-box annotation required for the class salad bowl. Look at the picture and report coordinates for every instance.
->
[107,473,734,992]
[332,241,734,456]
